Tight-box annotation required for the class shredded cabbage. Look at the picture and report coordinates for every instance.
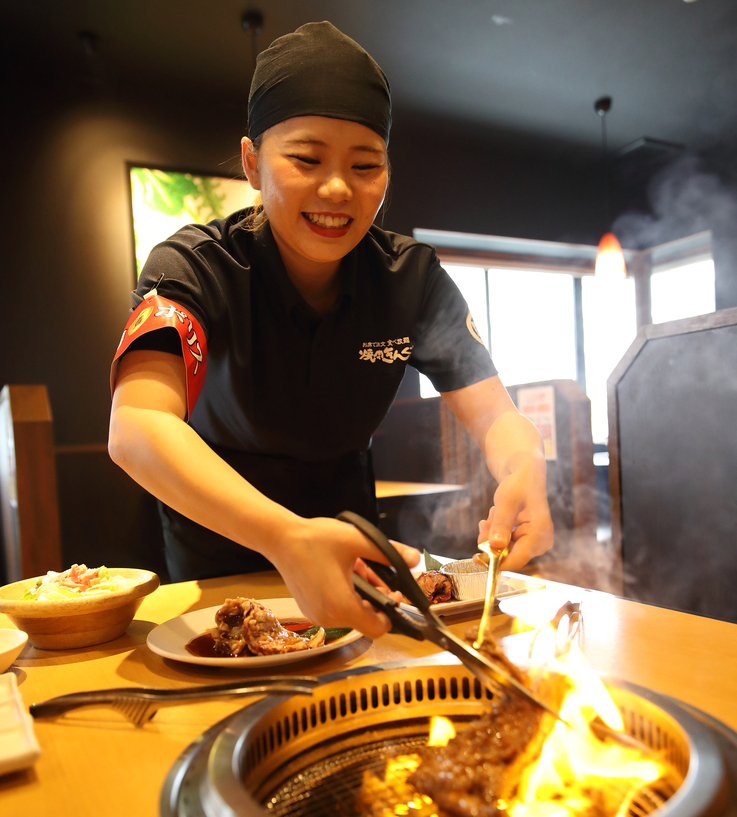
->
[22,564,136,601]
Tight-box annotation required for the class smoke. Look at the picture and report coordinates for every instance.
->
[613,153,737,254]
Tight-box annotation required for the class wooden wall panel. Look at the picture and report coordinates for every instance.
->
[0,385,63,582]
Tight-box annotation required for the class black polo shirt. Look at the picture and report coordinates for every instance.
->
[128,210,496,579]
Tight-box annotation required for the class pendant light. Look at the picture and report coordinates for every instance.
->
[594,97,626,279]
[242,10,264,72]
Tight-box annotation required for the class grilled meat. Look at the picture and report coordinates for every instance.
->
[416,570,453,604]
[408,695,542,817]
[213,597,325,657]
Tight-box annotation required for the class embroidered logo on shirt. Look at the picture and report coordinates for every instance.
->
[466,312,485,345]
[359,337,413,364]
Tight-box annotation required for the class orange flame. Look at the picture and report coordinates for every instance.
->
[507,633,667,815]
[427,716,456,746]
[595,232,627,280]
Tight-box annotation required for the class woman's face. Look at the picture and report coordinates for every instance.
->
[242,116,388,278]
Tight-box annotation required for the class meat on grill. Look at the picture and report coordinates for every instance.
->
[213,597,325,657]
[408,696,542,817]
[416,570,453,604]
[407,625,544,817]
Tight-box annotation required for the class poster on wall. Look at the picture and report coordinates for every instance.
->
[516,385,557,460]
[128,165,259,279]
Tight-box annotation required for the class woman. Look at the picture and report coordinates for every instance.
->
[109,22,553,638]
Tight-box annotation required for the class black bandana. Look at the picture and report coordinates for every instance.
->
[248,21,392,144]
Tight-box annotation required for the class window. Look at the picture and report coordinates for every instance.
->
[488,268,577,386]
[420,265,577,399]
[414,228,714,445]
[650,258,715,325]
[581,275,637,444]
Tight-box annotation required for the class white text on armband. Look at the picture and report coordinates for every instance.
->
[155,304,204,375]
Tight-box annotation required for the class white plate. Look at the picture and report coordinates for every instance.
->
[146,598,364,667]
[399,574,546,618]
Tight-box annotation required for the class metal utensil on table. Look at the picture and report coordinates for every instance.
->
[30,676,320,727]
[338,510,562,721]
[473,540,509,651]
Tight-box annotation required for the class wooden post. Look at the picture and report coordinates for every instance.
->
[0,385,63,581]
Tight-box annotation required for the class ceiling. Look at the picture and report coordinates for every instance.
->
[5,0,737,158]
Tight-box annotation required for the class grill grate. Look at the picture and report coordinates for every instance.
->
[263,732,681,817]
[265,735,428,817]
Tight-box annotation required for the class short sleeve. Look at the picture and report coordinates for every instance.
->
[409,254,497,392]
[133,237,222,337]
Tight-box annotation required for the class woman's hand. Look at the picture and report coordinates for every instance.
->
[270,517,420,640]
[441,376,554,574]
[475,455,554,572]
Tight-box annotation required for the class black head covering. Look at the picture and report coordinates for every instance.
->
[248,21,392,144]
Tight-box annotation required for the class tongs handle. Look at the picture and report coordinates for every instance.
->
[30,677,319,720]
[338,510,431,613]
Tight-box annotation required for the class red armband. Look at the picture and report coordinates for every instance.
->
[110,293,208,421]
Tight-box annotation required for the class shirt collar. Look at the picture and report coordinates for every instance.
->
[250,222,358,320]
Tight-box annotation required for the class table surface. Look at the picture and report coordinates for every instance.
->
[2,569,737,817]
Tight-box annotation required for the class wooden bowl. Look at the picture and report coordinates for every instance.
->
[0,569,160,650]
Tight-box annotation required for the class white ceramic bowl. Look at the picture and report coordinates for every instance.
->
[0,629,28,672]
[0,568,160,650]
[441,559,489,600]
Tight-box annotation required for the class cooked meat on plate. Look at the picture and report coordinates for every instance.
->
[213,597,326,657]
[416,570,453,604]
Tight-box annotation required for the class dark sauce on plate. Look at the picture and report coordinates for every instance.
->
[186,633,227,658]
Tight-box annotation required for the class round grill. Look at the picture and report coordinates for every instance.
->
[161,662,737,817]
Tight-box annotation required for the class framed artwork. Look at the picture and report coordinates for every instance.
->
[128,165,258,279]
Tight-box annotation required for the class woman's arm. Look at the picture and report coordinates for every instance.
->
[441,375,554,570]
[109,349,418,637]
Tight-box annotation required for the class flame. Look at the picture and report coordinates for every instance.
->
[358,718,454,816]
[508,636,667,816]
[595,233,627,280]
[360,754,437,817]
[427,716,456,746]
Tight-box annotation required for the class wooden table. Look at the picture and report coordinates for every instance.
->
[2,571,737,817]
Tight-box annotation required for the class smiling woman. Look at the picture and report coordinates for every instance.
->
[241,116,389,311]
[107,21,554,638]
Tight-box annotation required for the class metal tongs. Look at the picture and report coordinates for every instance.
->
[30,676,320,727]
[474,540,509,650]
[339,511,561,720]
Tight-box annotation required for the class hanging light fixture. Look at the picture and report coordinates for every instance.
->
[594,96,626,280]
[242,10,265,72]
